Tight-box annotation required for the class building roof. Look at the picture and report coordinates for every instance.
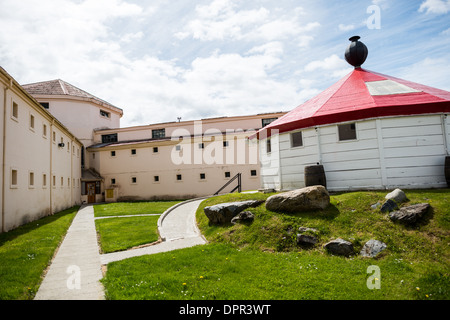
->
[256,67,450,139]
[22,79,123,115]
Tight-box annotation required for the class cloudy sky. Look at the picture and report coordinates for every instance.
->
[1,0,449,127]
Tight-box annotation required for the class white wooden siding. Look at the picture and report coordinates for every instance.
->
[268,114,448,192]
[259,135,281,190]
[279,128,319,190]
[320,120,383,190]
[380,115,447,188]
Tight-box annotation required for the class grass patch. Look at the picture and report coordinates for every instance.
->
[95,215,160,253]
[0,206,79,300]
[94,201,182,217]
[101,189,449,300]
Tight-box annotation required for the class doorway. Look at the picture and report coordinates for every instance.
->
[87,182,96,204]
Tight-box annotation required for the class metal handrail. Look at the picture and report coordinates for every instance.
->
[214,173,242,195]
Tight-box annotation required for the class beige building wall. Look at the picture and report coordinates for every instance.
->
[0,68,82,232]
[38,98,121,147]
[93,113,285,144]
[87,113,282,201]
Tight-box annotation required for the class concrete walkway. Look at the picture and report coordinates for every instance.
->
[34,198,207,300]
[34,205,104,300]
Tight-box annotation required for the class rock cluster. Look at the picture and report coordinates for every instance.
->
[203,186,431,258]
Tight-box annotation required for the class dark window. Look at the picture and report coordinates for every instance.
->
[132,177,137,184]
[154,176,159,182]
[199,143,204,149]
[153,147,158,153]
[251,170,257,176]
[111,151,116,157]
[102,133,118,143]
[266,138,271,153]
[40,102,50,109]
[225,172,231,178]
[223,141,229,147]
[338,123,357,141]
[200,173,206,180]
[152,129,165,139]
[176,174,182,181]
[291,131,303,147]
[81,146,85,168]
[131,149,137,155]
[111,178,116,184]
[100,110,110,118]
[95,181,101,194]
[262,118,277,127]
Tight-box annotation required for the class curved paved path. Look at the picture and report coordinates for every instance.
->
[34,198,207,300]
[100,198,207,265]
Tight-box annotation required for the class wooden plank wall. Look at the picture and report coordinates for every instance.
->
[272,114,448,191]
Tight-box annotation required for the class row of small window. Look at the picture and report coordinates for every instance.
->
[12,102,81,155]
[105,141,233,158]
[266,123,357,153]
[112,170,258,185]
[102,118,277,144]
[10,169,80,189]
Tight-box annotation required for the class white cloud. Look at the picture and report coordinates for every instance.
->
[419,0,450,14]
[398,57,450,91]
[338,24,356,31]
[175,1,320,44]
[304,54,351,77]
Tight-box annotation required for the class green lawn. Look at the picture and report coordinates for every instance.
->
[95,215,161,253]
[94,201,182,253]
[94,201,182,217]
[101,189,450,300]
[0,206,79,300]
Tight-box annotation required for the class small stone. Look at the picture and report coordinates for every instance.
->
[385,189,407,203]
[360,239,387,258]
[231,211,255,225]
[324,238,354,257]
[380,199,398,213]
[297,234,318,245]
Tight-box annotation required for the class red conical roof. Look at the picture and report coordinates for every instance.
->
[256,68,450,138]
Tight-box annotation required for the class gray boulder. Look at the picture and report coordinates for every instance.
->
[389,203,430,225]
[324,238,354,257]
[265,186,330,213]
[360,239,387,258]
[231,211,255,225]
[204,200,264,225]
[385,188,407,203]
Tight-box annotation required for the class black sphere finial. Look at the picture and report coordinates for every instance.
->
[345,36,368,68]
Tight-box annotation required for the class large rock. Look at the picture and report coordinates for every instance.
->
[389,203,430,225]
[324,238,354,257]
[360,239,387,258]
[265,186,330,213]
[204,200,264,225]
